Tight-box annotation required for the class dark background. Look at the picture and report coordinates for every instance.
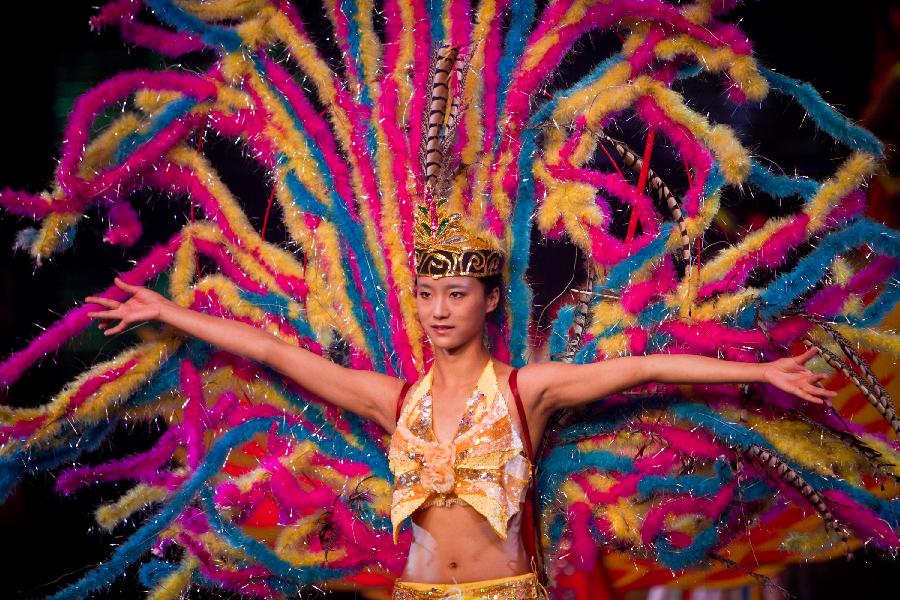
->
[1,1,899,598]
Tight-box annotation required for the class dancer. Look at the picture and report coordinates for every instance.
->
[84,220,834,598]
[1,2,898,599]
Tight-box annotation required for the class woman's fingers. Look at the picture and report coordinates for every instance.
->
[807,382,836,396]
[85,296,121,309]
[771,359,834,404]
[105,321,128,335]
[791,382,825,404]
[795,346,819,364]
[84,289,144,335]
[803,376,837,399]
[808,373,834,390]
[114,277,140,294]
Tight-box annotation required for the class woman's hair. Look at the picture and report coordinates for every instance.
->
[477,274,505,353]
[477,274,504,315]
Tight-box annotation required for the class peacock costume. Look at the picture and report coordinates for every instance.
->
[1,1,899,599]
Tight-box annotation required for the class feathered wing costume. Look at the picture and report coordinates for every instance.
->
[1,1,899,598]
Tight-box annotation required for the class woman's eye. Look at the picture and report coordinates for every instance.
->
[450,292,463,298]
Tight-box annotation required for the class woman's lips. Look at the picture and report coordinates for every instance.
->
[431,325,454,335]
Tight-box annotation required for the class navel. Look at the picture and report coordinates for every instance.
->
[448,561,458,569]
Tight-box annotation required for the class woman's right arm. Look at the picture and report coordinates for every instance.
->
[86,278,404,432]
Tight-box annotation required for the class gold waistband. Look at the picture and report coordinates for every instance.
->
[392,572,542,600]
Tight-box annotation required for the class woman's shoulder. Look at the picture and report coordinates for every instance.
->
[501,361,558,379]
[492,360,557,389]
[502,361,571,410]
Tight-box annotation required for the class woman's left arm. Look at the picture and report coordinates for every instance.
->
[525,347,836,415]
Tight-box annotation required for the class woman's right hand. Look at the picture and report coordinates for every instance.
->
[85,277,175,335]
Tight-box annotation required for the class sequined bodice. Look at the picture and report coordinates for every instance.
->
[387,359,532,543]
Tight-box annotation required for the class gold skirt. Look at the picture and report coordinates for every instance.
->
[392,572,544,600]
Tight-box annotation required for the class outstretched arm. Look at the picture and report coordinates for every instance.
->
[525,347,836,415]
[85,278,405,431]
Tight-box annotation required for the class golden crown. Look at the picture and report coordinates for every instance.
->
[413,198,503,278]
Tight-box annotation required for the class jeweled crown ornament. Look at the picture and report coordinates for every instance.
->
[414,197,503,278]
[413,43,503,279]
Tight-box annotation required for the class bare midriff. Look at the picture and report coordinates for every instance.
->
[399,502,531,583]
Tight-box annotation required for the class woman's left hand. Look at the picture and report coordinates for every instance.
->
[760,347,837,404]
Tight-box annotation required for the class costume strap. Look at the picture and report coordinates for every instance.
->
[395,381,412,424]
[509,369,533,460]
[509,368,548,589]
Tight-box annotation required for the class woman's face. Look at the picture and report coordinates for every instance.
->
[415,275,499,351]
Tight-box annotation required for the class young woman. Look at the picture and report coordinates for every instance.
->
[85,273,834,599]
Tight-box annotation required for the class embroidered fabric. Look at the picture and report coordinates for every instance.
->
[388,359,532,542]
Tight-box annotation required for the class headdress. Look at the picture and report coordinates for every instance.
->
[413,198,503,278]
[413,44,503,279]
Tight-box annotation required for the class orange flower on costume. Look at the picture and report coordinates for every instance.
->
[420,443,456,494]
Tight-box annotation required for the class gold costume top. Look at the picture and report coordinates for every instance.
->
[388,359,532,543]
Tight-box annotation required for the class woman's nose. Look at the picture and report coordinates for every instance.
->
[432,296,450,318]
